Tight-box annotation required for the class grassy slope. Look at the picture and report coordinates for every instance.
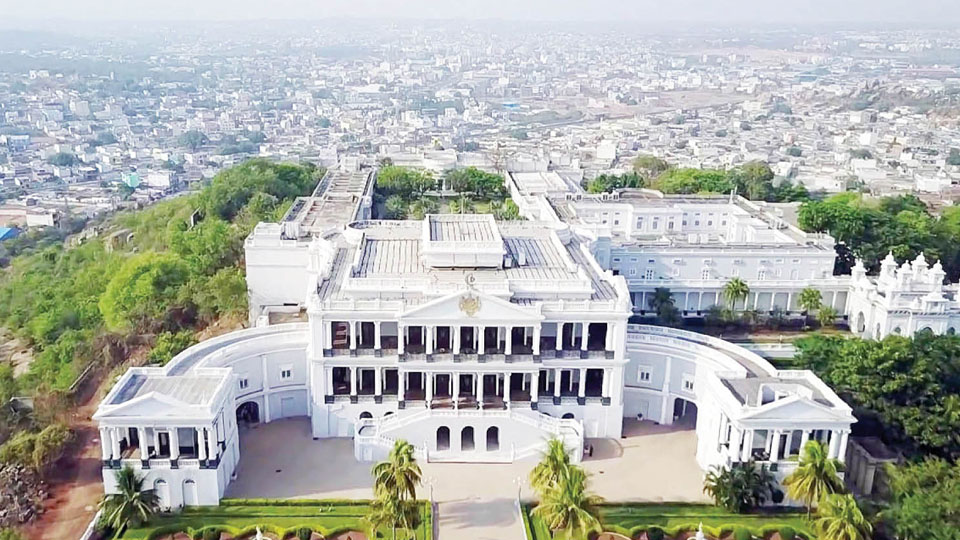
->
[525,503,815,540]
[119,500,432,540]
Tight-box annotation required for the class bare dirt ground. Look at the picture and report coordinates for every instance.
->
[21,373,108,540]
[0,328,34,377]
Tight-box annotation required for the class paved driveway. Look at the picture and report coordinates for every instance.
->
[226,418,707,538]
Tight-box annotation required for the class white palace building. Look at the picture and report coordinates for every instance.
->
[94,165,960,508]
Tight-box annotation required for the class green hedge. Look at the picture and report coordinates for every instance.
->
[572,522,812,540]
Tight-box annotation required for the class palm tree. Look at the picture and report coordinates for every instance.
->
[529,438,571,497]
[99,466,160,530]
[532,465,603,539]
[799,288,822,327]
[703,461,775,513]
[817,306,838,328]
[648,287,681,326]
[783,440,845,516]
[723,278,750,310]
[814,494,872,540]
[372,439,422,502]
[367,489,417,540]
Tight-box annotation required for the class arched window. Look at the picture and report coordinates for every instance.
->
[154,479,170,509]
[562,413,575,420]
[182,479,198,506]
[359,411,373,420]
[949,327,957,335]
[486,427,499,452]
[461,426,475,451]
[893,327,902,335]
[436,426,450,451]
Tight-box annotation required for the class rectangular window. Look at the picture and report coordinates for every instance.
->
[701,268,710,279]
[638,366,652,383]
[239,377,249,390]
[644,269,655,280]
[682,374,695,392]
[280,366,293,379]
[629,268,637,276]
[758,269,767,280]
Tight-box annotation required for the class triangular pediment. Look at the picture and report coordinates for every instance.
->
[401,291,542,323]
[740,395,852,423]
[95,392,193,420]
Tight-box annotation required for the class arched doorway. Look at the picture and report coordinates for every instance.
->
[236,401,260,425]
[855,312,866,333]
[486,427,499,452]
[154,479,170,509]
[437,426,450,451]
[182,479,198,506]
[673,398,698,427]
[461,427,475,451]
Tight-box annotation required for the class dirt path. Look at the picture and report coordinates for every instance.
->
[21,378,106,540]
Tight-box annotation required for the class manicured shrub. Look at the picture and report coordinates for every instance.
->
[202,528,221,540]
[734,526,753,540]
[779,526,796,540]
[646,526,665,540]
[297,527,312,540]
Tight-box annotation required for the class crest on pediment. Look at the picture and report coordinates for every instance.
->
[459,273,481,316]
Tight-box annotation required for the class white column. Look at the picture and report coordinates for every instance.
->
[741,429,753,461]
[828,430,841,459]
[170,428,180,460]
[554,369,562,398]
[206,427,217,461]
[425,372,433,403]
[479,326,486,353]
[100,427,111,460]
[350,367,358,396]
[374,368,382,396]
[196,428,206,461]
[783,430,794,459]
[112,427,122,460]
[838,430,850,462]
[556,323,564,350]
[453,373,461,407]
[862,463,877,495]
[605,323,615,350]
[601,369,611,397]
[325,367,333,395]
[374,321,381,350]
[398,324,405,354]
[771,430,783,461]
[137,427,148,458]
[453,325,461,354]
[533,325,541,355]
[477,373,484,407]
[580,323,589,351]
[504,374,510,403]
[578,368,587,398]
[531,371,539,402]
[505,326,513,355]
[426,326,434,354]
[349,321,358,350]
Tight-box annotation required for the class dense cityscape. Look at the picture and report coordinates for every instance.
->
[1,15,959,540]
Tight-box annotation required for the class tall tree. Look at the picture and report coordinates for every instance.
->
[703,461,776,513]
[783,440,845,516]
[99,466,160,530]
[532,465,603,539]
[529,438,571,497]
[814,494,872,540]
[799,288,822,327]
[372,439,422,503]
[723,278,750,310]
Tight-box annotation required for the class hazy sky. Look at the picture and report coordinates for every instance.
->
[3,0,960,25]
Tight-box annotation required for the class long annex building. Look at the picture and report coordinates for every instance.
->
[97,163,960,508]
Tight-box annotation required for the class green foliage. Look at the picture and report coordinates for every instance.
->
[168,219,243,276]
[798,193,960,278]
[296,526,312,540]
[443,167,506,199]
[646,526,665,540]
[529,438,571,498]
[383,195,408,219]
[178,130,209,151]
[733,526,753,540]
[531,466,603,539]
[199,159,319,221]
[795,332,960,457]
[783,440,845,515]
[723,278,750,309]
[99,252,191,332]
[100,466,161,531]
[654,168,734,194]
[779,525,797,540]
[648,287,681,326]
[702,461,776,513]
[0,423,71,474]
[849,148,873,160]
[48,152,78,167]
[649,162,806,202]
[376,166,436,200]
[491,199,521,221]
[201,527,222,540]
[883,458,960,539]
[585,172,644,194]
[632,155,671,178]
[814,494,871,540]
[149,331,197,365]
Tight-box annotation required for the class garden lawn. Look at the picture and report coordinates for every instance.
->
[524,503,815,540]
[118,499,433,540]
